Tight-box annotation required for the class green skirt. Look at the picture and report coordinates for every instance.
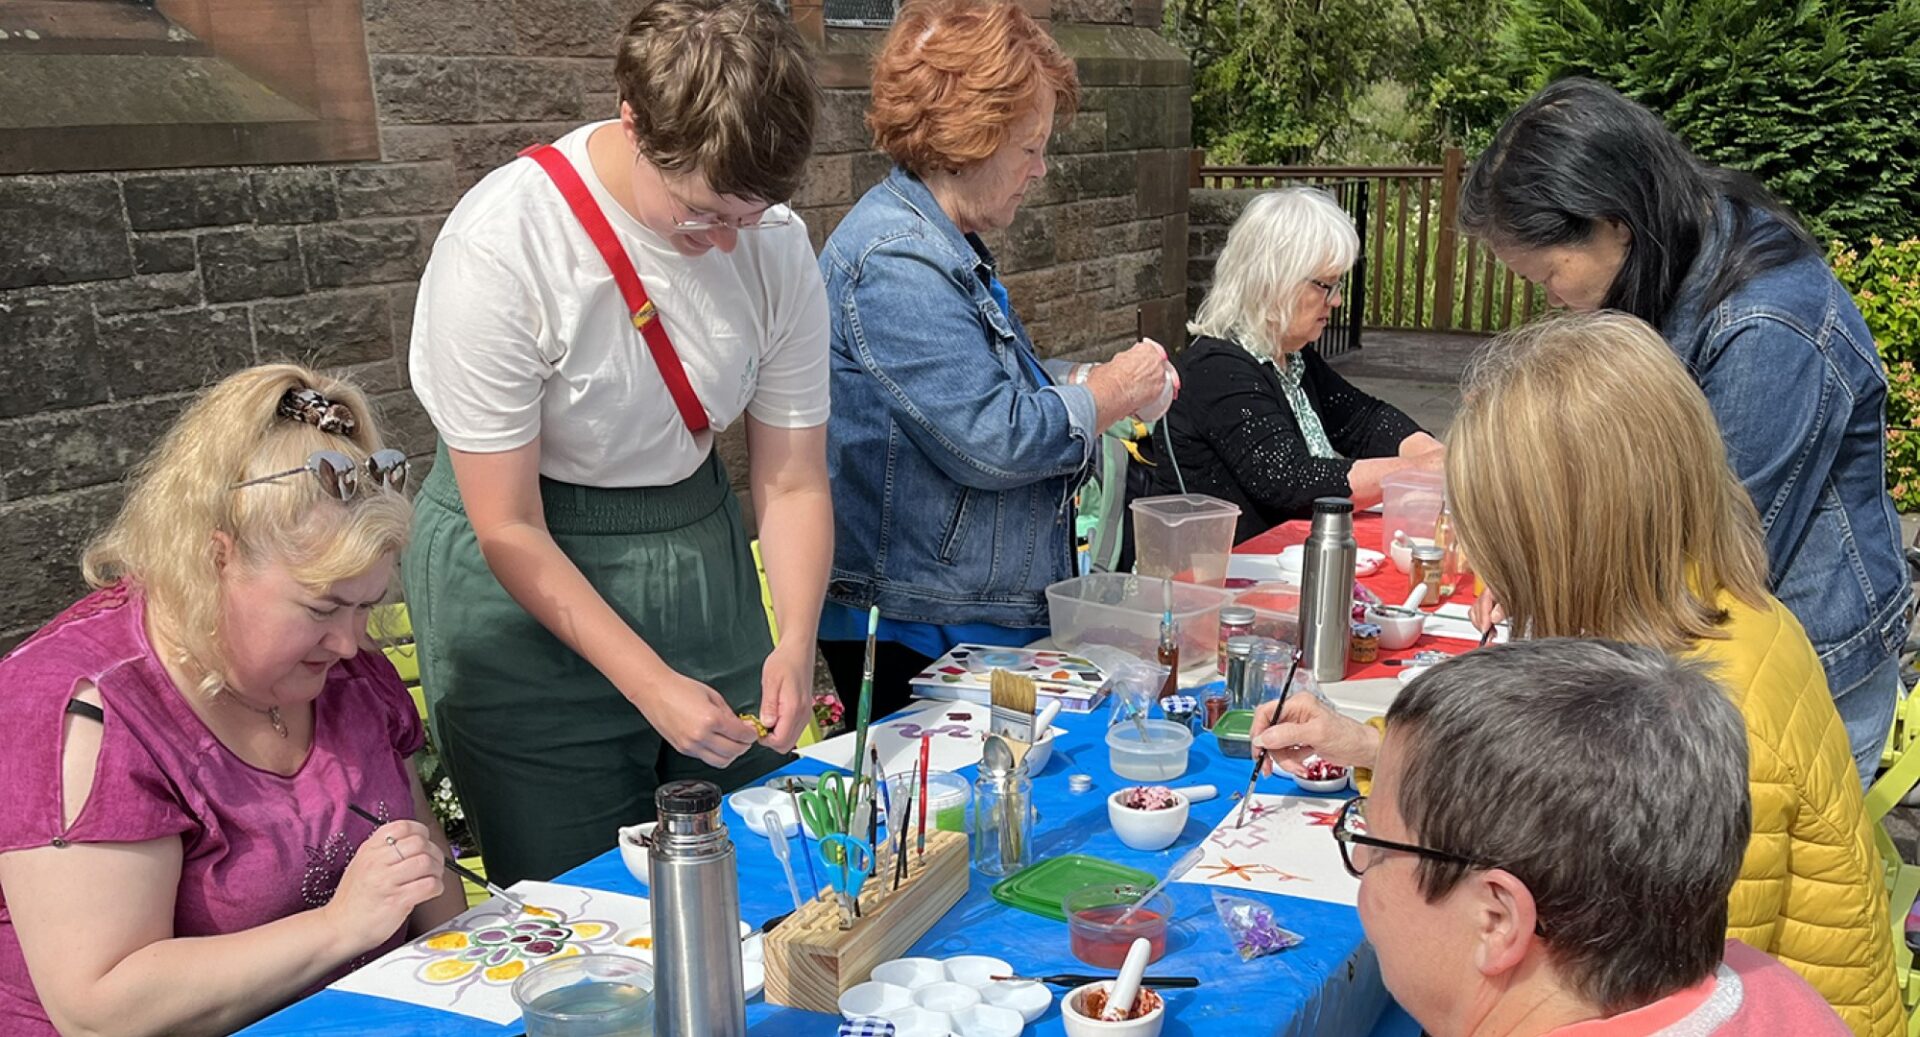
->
[403,446,780,885]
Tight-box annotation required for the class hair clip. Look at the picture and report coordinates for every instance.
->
[277,387,357,436]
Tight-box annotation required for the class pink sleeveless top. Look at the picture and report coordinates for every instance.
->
[0,584,425,1036]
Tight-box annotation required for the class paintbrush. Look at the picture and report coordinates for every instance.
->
[1235,648,1302,829]
[892,767,916,890]
[989,667,1038,750]
[916,732,932,862]
[347,803,527,913]
[849,605,879,803]
[991,973,1200,989]
[871,746,895,879]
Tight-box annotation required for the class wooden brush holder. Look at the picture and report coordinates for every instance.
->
[763,828,969,1013]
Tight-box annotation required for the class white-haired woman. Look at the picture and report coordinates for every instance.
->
[1136,187,1442,542]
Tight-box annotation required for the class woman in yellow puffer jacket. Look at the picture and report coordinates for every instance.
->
[1253,312,1900,1035]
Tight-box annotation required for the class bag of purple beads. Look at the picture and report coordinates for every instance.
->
[1212,889,1304,961]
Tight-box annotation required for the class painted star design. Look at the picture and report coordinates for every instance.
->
[1303,809,1342,828]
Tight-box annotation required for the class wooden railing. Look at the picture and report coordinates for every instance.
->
[1192,148,1548,335]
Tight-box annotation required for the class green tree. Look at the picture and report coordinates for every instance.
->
[1435,0,1920,242]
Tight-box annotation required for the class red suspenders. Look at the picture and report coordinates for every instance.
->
[519,143,711,435]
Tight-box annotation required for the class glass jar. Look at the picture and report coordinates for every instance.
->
[1409,545,1446,609]
[1217,606,1256,673]
[971,767,1034,878]
[1222,635,1258,710]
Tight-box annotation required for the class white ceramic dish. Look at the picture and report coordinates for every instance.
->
[859,955,1055,1029]
[1025,727,1058,774]
[1365,606,1426,651]
[1062,981,1165,1036]
[1388,534,1435,574]
[1273,543,1385,580]
[1107,788,1191,851]
[726,787,812,839]
[1293,758,1351,795]
[616,821,656,884]
[889,1005,956,1037]
[1397,665,1430,685]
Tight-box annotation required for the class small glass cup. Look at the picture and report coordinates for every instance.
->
[511,953,655,1037]
[1063,885,1171,969]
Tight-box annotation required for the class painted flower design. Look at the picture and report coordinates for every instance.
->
[411,905,618,987]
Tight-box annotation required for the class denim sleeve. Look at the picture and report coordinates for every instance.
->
[1695,318,1850,583]
[842,246,1094,491]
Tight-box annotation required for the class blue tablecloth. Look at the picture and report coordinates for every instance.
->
[239,711,1392,1036]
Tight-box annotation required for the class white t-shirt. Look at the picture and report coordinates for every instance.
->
[409,121,830,487]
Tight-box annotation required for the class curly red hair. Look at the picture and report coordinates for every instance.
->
[867,0,1079,177]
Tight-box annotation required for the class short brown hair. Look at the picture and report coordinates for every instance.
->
[615,0,820,203]
[868,0,1079,177]
[1446,312,1771,654]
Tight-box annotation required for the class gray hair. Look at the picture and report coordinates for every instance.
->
[1188,186,1358,358]
[1386,638,1750,1014]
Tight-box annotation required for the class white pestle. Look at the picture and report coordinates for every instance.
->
[1101,937,1155,1021]
[1402,583,1430,610]
[1169,783,1217,803]
[1033,700,1063,741]
[1115,844,1204,926]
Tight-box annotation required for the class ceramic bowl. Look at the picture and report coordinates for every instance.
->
[1107,787,1191,851]
[1365,606,1426,651]
[1294,757,1351,795]
[873,957,948,990]
[1389,534,1435,574]
[1062,982,1166,1036]
[983,979,1053,1023]
[1025,727,1058,774]
[1397,664,1431,686]
[616,821,656,884]
[840,981,914,1020]
[727,787,812,839]
[952,1003,1027,1037]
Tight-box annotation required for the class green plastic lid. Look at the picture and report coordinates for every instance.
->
[990,854,1157,922]
[1213,709,1254,739]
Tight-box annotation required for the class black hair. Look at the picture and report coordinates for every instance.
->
[1458,78,1816,329]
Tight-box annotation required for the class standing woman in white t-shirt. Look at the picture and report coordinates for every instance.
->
[402,0,831,885]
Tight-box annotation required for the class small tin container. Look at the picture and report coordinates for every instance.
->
[1217,606,1256,673]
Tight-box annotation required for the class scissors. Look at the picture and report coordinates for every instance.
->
[798,771,856,838]
[817,833,872,929]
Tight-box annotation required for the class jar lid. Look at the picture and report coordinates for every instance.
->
[1311,497,1354,514]
[1410,545,1446,561]
[1351,622,1381,637]
[1225,635,1259,657]
[1219,605,1256,625]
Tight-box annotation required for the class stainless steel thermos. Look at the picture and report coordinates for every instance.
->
[1299,497,1357,683]
[649,779,747,1037]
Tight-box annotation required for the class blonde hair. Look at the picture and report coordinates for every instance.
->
[1446,312,1770,654]
[82,364,413,695]
[1189,187,1358,358]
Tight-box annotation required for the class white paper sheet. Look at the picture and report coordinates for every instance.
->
[329,881,656,1023]
[1177,794,1362,905]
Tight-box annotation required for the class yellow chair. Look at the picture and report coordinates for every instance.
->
[1865,689,1920,1036]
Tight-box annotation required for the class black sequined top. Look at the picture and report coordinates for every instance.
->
[1137,336,1424,543]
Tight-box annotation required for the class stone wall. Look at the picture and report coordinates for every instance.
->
[1185,187,1247,322]
[0,1,1189,651]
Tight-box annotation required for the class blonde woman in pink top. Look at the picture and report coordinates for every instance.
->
[0,365,467,1037]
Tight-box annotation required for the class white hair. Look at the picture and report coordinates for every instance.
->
[1189,187,1359,359]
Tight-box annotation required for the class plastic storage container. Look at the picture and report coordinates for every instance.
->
[1380,469,1447,565]
[1063,886,1172,968]
[1128,494,1242,586]
[1230,582,1300,646]
[1047,574,1236,680]
[1213,709,1254,758]
[884,770,971,832]
[1105,719,1193,781]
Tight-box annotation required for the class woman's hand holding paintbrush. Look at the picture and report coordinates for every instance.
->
[1249,691,1383,777]
[347,804,528,914]
[326,815,450,949]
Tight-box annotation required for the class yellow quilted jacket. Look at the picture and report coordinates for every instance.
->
[1690,592,1901,1036]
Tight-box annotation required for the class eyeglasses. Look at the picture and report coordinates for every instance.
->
[232,449,410,501]
[1307,277,1345,303]
[642,155,790,232]
[1330,796,1484,879]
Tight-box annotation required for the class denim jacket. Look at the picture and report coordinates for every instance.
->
[819,168,1098,628]
[1662,206,1913,693]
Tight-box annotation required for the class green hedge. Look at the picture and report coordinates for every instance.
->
[1831,236,1920,510]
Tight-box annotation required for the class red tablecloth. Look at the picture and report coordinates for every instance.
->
[1235,512,1477,680]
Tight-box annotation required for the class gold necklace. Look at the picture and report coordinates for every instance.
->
[224,690,288,738]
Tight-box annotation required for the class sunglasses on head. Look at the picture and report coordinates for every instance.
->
[232,449,410,501]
